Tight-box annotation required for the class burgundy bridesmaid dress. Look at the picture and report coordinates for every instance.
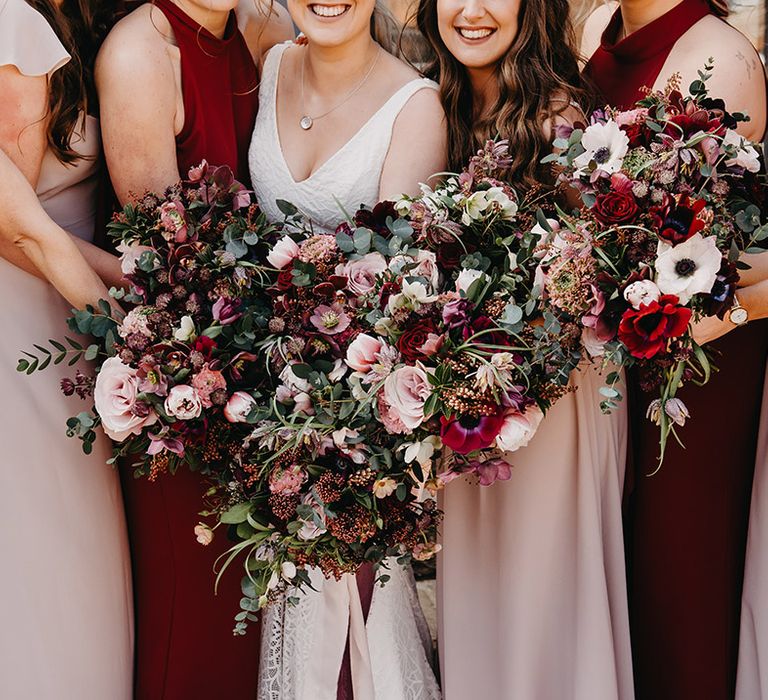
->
[586,2,768,698]
[119,2,261,697]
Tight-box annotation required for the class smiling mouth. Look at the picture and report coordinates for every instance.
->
[310,3,351,17]
[455,26,496,41]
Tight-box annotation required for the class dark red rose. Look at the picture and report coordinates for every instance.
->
[593,191,639,224]
[621,120,650,148]
[440,413,506,455]
[462,316,509,351]
[618,294,692,359]
[397,320,439,362]
[658,194,707,245]
[276,269,294,290]
[436,240,470,270]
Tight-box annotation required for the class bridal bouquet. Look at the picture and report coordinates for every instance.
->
[18,162,275,478]
[540,66,768,462]
[203,203,443,632]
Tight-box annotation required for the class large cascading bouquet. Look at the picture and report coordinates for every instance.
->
[203,142,585,630]
[18,162,275,478]
[538,66,768,462]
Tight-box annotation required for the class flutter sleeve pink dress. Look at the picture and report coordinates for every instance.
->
[0,1,133,697]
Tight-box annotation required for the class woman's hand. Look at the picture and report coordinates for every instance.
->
[692,279,768,345]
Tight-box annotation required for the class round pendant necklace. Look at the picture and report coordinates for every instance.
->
[299,46,381,130]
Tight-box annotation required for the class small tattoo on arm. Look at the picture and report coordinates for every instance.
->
[736,50,754,80]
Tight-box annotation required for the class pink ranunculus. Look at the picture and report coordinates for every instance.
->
[377,392,408,434]
[382,365,431,431]
[223,391,257,423]
[346,333,383,373]
[495,407,544,453]
[191,364,227,408]
[158,200,188,242]
[267,235,300,269]
[164,385,203,420]
[342,252,387,295]
[116,241,155,276]
[419,333,444,357]
[94,356,158,441]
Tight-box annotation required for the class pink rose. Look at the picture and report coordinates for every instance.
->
[191,364,227,408]
[346,333,383,373]
[382,365,431,431]
[164,385,203,420]
[267,236,300,269]
[495,407,544,453]
[341,253,387,295]
[377,392,408,434]
[224,391,257,423]
[94,356,158,441]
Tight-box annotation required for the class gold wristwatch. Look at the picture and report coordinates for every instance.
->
[728,294,749,326]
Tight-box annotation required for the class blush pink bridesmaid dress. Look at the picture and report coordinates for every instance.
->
[438,364,634,700]
[0,1,133,697]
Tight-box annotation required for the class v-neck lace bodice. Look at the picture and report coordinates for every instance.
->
[248,42,437,231]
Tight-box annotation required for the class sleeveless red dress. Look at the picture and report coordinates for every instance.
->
[119,2,261,697]
[586,3,768,699]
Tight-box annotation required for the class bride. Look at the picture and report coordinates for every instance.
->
[248,1,446,698]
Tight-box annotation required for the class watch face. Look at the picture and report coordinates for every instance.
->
[731,307,749,325]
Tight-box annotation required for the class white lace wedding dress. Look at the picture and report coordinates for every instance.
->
[248,42,441,700]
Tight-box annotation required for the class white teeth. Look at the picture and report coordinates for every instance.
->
[310,4,348,17]
[458,28,493,39]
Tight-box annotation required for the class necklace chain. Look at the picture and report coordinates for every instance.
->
[299,46,381,130]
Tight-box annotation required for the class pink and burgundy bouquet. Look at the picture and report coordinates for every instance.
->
[202,203,444,632]
[539,66,768,462]
[18,162,276,478]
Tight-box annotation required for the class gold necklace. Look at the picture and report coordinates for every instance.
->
[299,46,381,130]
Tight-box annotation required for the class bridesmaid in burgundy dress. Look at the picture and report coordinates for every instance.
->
[582,1,768,698]
[95,1,292,697]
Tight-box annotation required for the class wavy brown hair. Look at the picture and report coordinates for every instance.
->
[707,0,729,18]
[417,0,590,186]
[24,0,116,163]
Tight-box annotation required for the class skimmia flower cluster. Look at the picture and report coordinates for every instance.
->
[541,67,768,463]
[18,162,275,478]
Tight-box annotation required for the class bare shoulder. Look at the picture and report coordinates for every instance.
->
[666,16,766,138]
[397,83,444,124]
[96,4,174,84]
[580,2,617,63]
[379,50,423,86]
[237,0,294,60]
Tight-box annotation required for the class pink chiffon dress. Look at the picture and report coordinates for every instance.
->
[0,1,133,697]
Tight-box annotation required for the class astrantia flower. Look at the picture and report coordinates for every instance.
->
[309,302,351,335]
[618,294,691,359]
[573,120,630,176]
[440,412,506,455]
[655,233,722,304]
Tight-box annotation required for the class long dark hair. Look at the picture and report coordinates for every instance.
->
[708,0,729,18]
[24,0,116,163]
[417,0,589,186]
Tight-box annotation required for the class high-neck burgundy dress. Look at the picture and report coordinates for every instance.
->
[585,2,768,699]
[118,2,262,697]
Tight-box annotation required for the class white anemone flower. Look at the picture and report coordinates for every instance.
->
[573,120,630,176]
[654,234,722,305]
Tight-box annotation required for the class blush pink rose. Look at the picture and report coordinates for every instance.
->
[495,407,544,453]
[267,236,300,269]
[223,391,257,423]
[346,333,383,373]
[377,392,408,435]
[341,253,387,295]
[382,365,431,431]
[191,364,227,408]
[164,385,203,420]
[94,356,158,441]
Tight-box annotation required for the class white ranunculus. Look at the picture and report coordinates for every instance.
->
[164,385,203,420]
[723,129,761,173]
[573,120,630,176]
[654,234,722,305]
[456,268,486,294]
[623,280,662,309]
[267,236,300,269]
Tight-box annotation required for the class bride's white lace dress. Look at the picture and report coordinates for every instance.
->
[248,42,441,700]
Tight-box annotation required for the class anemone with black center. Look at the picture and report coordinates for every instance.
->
[674,258,697,277]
